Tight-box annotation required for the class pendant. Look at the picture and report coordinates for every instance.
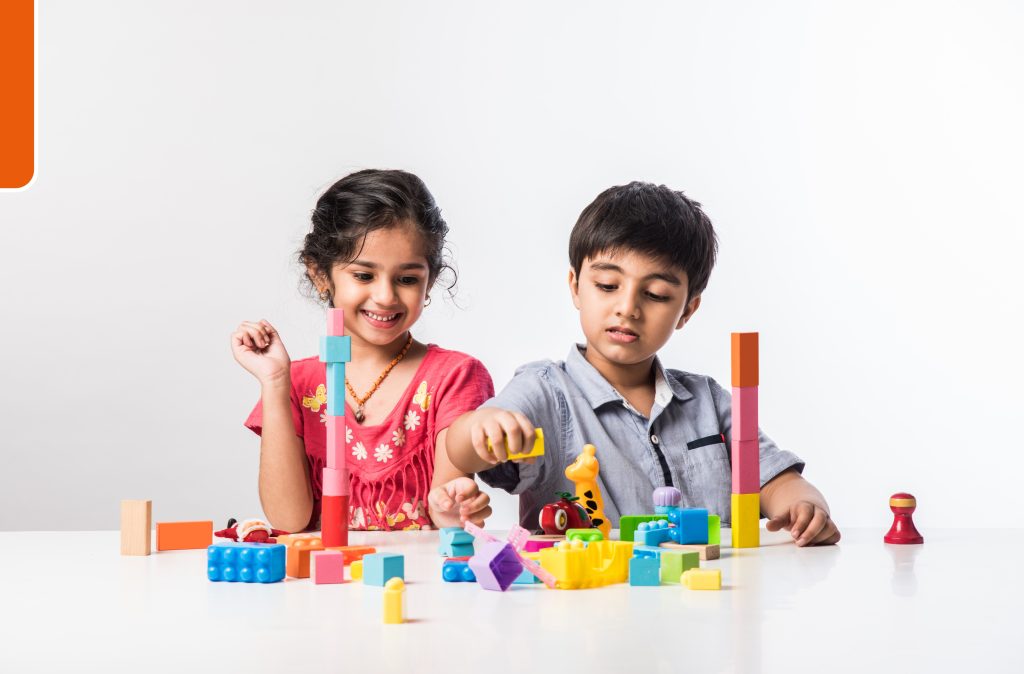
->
[354,406,365,423]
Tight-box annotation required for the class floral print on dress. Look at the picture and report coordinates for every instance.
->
[404,410,421,431]
[346,427,353,444]
[352,441,367,461]
[392,428,405,447]
[347,501,431,531]
[374,443,393,463]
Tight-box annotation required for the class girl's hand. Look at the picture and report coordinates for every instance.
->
[765,501,841,547]
[469,408,537,465]
[428,477,492,528]
[231,319,292,387]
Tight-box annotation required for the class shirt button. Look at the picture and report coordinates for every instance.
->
[651,434,660,445]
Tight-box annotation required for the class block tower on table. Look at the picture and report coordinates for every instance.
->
[731,332,760,548]
[319,309,352,548]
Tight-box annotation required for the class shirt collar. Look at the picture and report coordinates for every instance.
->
[566,344,694,411]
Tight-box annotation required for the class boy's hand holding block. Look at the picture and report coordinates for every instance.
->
[487,428,544,462]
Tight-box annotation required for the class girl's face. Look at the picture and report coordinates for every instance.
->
[321,222,432,350]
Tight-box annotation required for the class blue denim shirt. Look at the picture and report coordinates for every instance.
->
[479,345,804,530]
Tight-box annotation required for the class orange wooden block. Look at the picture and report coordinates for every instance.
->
[279,534,325,578]
[731,332,759,388]
[155,521,213,551]
[325,545,377,565]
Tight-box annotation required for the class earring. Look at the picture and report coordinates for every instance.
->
[319,289,331,302]
[424,296,432,307]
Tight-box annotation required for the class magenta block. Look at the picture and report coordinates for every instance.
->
[523,539,558,553]
[732,386,758,442]
[732,438,760,493]
[311,550,345,584]
[468,541,523,592]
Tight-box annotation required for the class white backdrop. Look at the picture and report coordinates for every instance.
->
[1,1,1021,531]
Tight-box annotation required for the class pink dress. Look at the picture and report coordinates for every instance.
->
[245,345,494,531]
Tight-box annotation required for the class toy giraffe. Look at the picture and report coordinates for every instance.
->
[564,443,611,539]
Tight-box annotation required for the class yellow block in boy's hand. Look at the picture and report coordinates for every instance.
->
[487,428,545,461]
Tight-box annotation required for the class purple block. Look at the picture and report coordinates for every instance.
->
[468,541,523,592]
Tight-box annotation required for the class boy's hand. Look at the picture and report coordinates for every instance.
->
[428,477,492,528]
[765,501,841,547]
[469,408,536,465]
[231,319,291,387]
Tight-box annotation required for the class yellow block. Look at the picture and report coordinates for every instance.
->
[383,577,405,624]
[488,428,545,461]
[538,539,632,589]
[350,559,363,581]
[731,493,760,548]
[682,568,722,590]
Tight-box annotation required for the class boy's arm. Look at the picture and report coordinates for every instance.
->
[760,468,841,546]
[446,407,537,474]
[257,380,314,533]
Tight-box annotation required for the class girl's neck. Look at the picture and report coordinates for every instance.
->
[350,331,417,368]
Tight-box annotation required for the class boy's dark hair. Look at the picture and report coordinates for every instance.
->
[569,181,718,303]
[299,169,455,303]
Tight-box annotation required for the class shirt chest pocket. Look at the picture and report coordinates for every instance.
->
[684,433,730,467]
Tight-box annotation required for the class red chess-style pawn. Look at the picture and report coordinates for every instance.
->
[884,492,924,544]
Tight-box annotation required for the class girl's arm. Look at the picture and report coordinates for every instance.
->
[427,428,492,528]
[257,380,314,533]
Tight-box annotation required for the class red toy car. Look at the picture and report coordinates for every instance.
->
[539,492,593,535]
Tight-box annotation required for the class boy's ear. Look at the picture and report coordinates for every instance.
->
[568,268,582,310]
[676,294,701,330]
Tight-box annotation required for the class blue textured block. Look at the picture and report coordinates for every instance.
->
[363,552,404,586]
[207,542,285,583]
[319,335,352,364]
[634,519,674,547]
[326,362,346,416]
[629,555,661,586]
[442,559,477,582]
[438,527,475,557]
[676,508,709,545]
[632,545,665,558]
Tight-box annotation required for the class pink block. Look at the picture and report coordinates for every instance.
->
[732,439,760,493]
[325,416,344,469]
[311,550,345,584]
[323,466,349,496]
[327,308,345,336]
[732,386,758,442]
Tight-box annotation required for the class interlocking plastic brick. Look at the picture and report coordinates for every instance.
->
[619,515,669,542]
[207,542,285,583]
[674,508,709,545]
[634,519,674,547]
[311,550,345,584]
[442,558,477,582]
[629,555,661,586]
[350,559,363,581]
[363,553,404,587]
[278,533,325,578]
[682,568,722,590]
[438,527,475,557]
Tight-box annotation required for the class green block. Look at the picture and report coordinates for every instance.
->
[708,514,721,546]
[619,515,669,542]
[660,550,700,584]
[566,528,603,543]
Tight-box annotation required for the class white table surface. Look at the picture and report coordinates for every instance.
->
[2,528,1019,673]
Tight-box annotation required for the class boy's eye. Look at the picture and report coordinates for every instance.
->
[595,283,617,292]
[646,291,670,302]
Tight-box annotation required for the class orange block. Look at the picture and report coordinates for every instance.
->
[155,521,213,551]
[0,0,34,189]
[325,545,376,565]
[731,332,759,388]
[279,534,325,578]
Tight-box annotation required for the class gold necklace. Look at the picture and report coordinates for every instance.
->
[345,333,414,423]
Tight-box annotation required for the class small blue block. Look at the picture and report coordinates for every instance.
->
[319,335,352,364]
[442,560,477,583]
[363,552,404,586]
[512,565,541,584]
[632,545,665,559]
[438,527,475,557]
[634,519,674,547]
[677,508,709,544]
[326,362,346,416]
[207,542,285,583]
[629,555,661,586]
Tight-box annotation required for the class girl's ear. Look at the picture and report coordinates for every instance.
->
[306,262,330,295]
[568,268,582,311]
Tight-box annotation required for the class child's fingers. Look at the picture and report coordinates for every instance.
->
[514,414,536,447]
[500,415,526,457]
[470,425,496,464]
[799,510,833,546]
[428,486,454,513]
[814,522,841,546]
[462,501,493,526]
[459,492,490,516]
[483,418,509,462]
[765,513,791,532]
[790,504,818,545]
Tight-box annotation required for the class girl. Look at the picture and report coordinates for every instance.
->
[231,169,493,533]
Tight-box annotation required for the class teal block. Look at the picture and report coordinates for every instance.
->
[635,520,673,546]
[363,553,404,586]
[319,335,352,364]
[629,555,661,586]
[326,362,346,416]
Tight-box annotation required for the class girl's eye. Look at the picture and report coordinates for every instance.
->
[353,272,373,282]
[398,276,421,286]
[595,283,616,292]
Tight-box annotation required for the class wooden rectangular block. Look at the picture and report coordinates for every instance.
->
[120,500,151,556]
[731,493,760,548]
[155,520,212,551]
[731,386,758,442]
[325,415,343,469]
[660,542,721,561]
[327,308,345,336]
[731,332,759,388]
[326,362,346,416]
[311,550,346,584]
[732,439,760,494]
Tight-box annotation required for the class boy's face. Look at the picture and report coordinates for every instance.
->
[569,249,701,369]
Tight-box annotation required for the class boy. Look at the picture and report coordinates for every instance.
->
[445,182,840,546]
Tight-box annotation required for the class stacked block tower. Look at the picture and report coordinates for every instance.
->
[731,332,760,548]
[319,309,351,547]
